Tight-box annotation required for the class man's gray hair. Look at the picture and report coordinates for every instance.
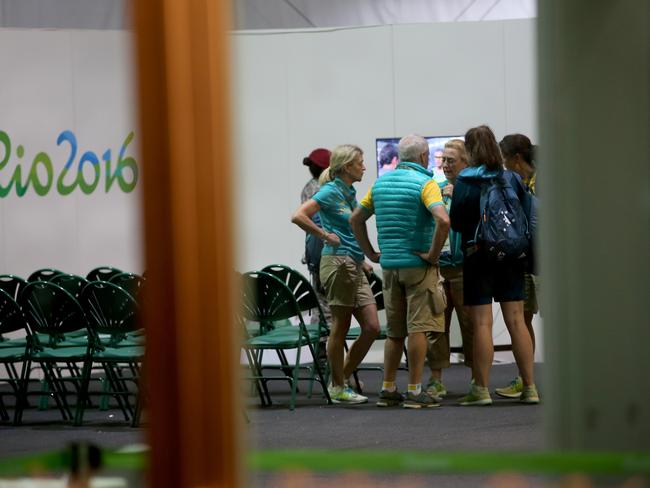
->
[398,134,428,163]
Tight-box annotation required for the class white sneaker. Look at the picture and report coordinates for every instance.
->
[329,385,368,404]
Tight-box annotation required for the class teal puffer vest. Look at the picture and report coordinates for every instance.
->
[373,162,436,269]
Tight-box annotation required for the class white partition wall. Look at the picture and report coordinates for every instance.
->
[0,29,142,277]
[233,19,537,274]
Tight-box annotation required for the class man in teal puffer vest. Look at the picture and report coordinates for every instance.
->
[350,134,450,409]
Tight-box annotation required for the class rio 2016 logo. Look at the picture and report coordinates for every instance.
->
[0,130,138,197]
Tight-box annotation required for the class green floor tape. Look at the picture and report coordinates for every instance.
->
[1,449,649,477]
[247,450,650,475]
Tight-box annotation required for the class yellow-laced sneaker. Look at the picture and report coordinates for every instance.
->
[520,385,540,404]
[459,384,492,406]
[495,376,523,399]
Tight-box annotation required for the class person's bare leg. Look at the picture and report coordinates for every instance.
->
[524,311,536,352]
[343,303,380,378]
[383,337,405,383]
[468,304,494,387]
[406,332,428,386]
[501,301,535,386]
[327,305,353,387]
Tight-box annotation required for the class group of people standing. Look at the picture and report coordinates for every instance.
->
[291,125,540,408]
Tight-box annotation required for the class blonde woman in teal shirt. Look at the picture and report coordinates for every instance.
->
[291,144,380,404]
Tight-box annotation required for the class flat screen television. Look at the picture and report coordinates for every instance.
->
[376,135,464,181]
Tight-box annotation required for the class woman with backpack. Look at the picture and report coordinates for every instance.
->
[449,125,539,406]
[291,144,380,404]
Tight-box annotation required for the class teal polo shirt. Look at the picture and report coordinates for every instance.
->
[311,177,365,262]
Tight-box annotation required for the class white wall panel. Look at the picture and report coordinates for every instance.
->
[503,20,537,137]
[393,21,506,136]
[232,33,291,274]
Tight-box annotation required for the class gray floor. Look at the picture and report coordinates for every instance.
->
[248,362,544,451]
[1,363,547,487]
[249,362,548,487]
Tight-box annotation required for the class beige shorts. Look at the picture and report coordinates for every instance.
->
[524,273,539,314]
[383,266,446,338]
[320,255,375,309]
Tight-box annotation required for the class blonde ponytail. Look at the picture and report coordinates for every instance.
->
[318,167,333,186]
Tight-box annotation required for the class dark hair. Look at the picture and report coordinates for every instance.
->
[379,143,398,167]
[464,125,503,171]
[499,133,535,166]
[306,161,325,179]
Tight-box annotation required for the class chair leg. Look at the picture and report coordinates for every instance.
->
[246,349,269,407]
[276,350,296,391]
[0,395,9,421]
[103,363,132,421]
[99,376,111,410]
[74,359,93,426]
[13,359,31,425]
[307,337,328,398]
[38,378,51,410]
[308,342,332,405]
[44,363,72,421]
[289,346,302,411]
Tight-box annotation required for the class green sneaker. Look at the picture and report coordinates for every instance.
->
[495,376,523,399]
[376,389,404,407]
[403,391,441,409]
[426,378,447,399]
[328,385,368,404]
[459,384,492,406]
[520,385,540,404]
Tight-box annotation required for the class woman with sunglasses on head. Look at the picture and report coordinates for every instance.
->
[495,133,540,399]
[291,144,380,404]
[425,139,475,400]
[450,125,539,406]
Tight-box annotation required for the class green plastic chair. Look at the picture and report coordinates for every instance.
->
[15,282,91,424]
[0,289,30,423]
[261,264,330,394]
[240,271,331,410]
[78,281,144,426]
[86,266,123,282]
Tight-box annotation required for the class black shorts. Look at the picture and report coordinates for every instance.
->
[462,250,525,305]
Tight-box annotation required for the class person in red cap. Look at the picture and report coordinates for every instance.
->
[300,148,332,327]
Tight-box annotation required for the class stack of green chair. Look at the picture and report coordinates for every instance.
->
[15,281,91,424]
[77,281,143,426]
[0,289,30,423]
[240,271,331,410]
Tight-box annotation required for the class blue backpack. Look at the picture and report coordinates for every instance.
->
[474,174,531,260]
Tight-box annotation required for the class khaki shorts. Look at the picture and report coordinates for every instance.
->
[383,266,445,338]
[320,255,375,309]
[524,272,539,314]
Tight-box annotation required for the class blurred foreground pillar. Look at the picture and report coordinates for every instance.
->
[539,1,649,449]
[133,0,241,486]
